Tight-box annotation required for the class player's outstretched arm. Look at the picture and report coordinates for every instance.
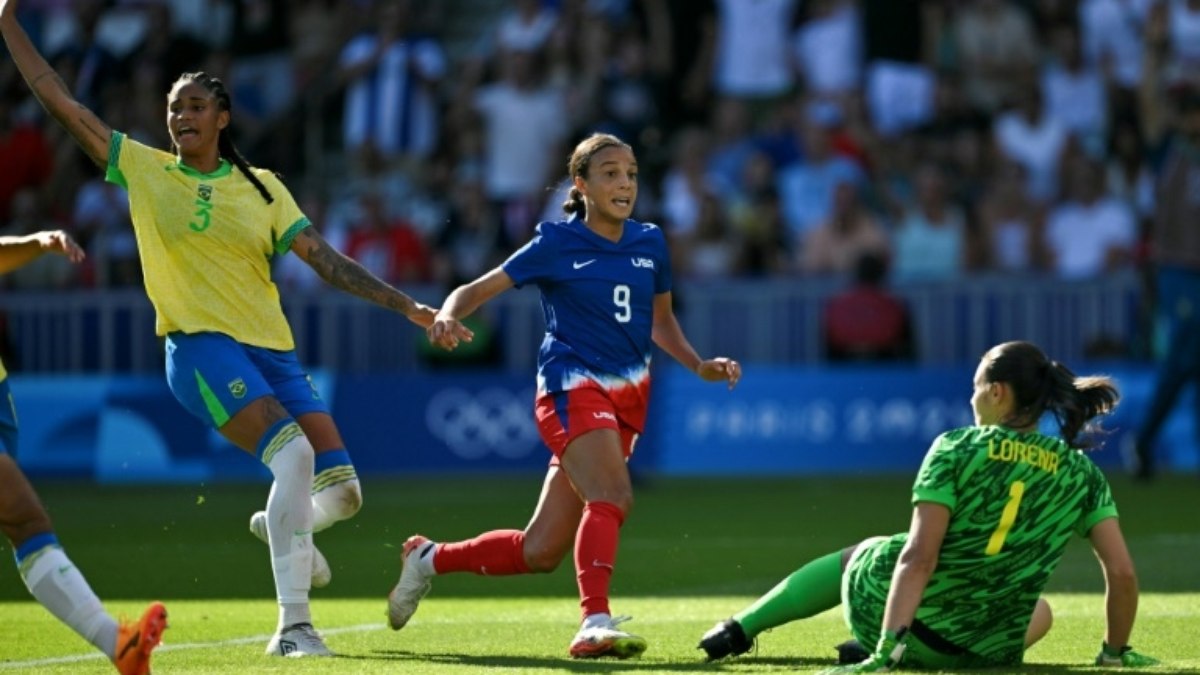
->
[1089,518,1158,667]
[1,1,111,166]
[427,267,511,351]
[650,291,741,389]
[0,230,85,275]
[289,227,436,328]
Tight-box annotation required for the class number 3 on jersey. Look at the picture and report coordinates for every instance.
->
[985,480,1025,555]
[613,284,631,323]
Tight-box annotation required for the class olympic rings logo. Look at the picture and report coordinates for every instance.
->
[424,387,542,459]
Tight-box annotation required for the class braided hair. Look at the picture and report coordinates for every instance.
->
[562,133,633,218]
[982,341,1120,449]
[171,71,274,204]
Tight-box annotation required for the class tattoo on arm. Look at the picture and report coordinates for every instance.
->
[29,71,108,166]
[260,397,291,428]
[298,231,415,314]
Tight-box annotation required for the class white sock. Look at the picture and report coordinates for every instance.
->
[581,612,612,630]
[414,541,437,576]
[19,545,118,658]
[263,425,315,629]
[312,478,362,533]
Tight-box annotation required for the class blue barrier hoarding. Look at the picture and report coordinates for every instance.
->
[9,364,1195,482]
[649,364,1196,475]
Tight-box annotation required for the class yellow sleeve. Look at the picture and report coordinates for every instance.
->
[261,172,311,255]
[104,131,129,188]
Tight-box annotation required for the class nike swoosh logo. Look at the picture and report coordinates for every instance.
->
[118,631,140,659]
[573,260,597,269]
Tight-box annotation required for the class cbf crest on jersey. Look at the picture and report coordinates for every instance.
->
[228,377,246,399]
[198,184,213,201]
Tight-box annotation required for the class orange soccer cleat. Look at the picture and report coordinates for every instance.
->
[113,601,168,675]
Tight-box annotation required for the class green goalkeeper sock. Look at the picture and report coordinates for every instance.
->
[733,550,843,638]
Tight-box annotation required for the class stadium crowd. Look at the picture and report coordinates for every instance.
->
[0,0,1195,293]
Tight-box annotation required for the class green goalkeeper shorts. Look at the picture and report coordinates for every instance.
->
[841,535,1014,670]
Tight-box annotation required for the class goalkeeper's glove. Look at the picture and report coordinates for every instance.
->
[1095,642,1160,668]
[818,627,908,674]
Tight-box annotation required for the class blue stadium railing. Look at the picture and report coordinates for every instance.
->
[0,271,1144,374]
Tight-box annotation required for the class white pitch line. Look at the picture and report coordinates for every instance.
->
[0,623,385,670]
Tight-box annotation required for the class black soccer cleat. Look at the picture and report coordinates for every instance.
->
[698,619,753,661]
[836,638,871,664]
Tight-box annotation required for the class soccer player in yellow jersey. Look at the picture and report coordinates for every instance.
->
[1,0,469,657]
[0,230,167,675]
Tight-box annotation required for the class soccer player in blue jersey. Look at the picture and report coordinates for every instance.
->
[2,0,449,657]
[699,341,1158,672]
[0,231,167,675]
[386,132,742,658]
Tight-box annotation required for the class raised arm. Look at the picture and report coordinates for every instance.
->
[426,266,512,350]
[651,291,741,388]
[1,2,111,166]
[289,226,436,328]
[0,230,84,275]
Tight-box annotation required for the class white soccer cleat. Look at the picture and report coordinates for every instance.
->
[265,622,333,657]
[569,615,648,659]
[386,535,434,630]
[249,511,332,588]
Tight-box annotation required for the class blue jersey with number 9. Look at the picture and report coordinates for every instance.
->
[502,218,672,397]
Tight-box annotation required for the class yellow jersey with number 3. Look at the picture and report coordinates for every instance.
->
[105,132,310,350]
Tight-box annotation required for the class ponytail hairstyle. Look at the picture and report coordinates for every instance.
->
[561,132,633,218]
[171,71,274,204]
[982,341,1120,448]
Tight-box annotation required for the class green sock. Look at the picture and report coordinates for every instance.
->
[733,550,843,638]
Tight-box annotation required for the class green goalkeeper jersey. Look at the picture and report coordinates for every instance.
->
[908,425,1117,660]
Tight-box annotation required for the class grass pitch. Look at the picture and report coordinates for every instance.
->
[1,474,1197,673]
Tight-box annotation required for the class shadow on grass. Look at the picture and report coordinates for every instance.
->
[344,650,830,671]
[339,652,1175,673]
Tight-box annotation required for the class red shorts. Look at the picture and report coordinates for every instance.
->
[535,386,644,463]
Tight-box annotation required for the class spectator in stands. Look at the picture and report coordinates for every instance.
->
[994,85,1070,204]
[656,0,717,128]
[892,163,969,282]
[0,93,52,226]
[496,0,559,56]
[228,0,293,130]
[978,161,1048,273]
[1165,0,1200,80]
[0,226,168,675]
[676,192,739,279]
[1079,0,1149,92]
[71,174,137,287]
[823,252,913,362]
[343,191,430,285]
[711,0,799,108]
[792,0,861,99]
[1128,17,1200,478]
[473,49,569,242]
[799,179,889,277]
[860,0,936,137]
[777,109,864,246]
[952,0,1039,114]
[432,177,509,289]
[1041,22,1108,151]
[1105,117,1156,222]
[336,0,446,166]
[1044,157,1136,279]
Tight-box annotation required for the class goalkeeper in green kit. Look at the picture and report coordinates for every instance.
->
[699,341,1159,671]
